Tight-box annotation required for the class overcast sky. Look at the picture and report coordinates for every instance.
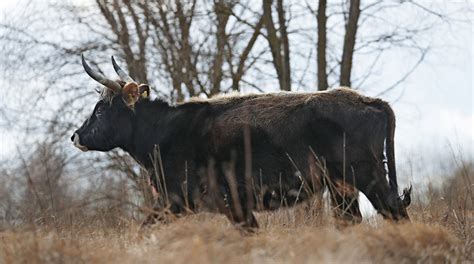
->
[0,0,472,191]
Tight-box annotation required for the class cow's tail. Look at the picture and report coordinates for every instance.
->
[370,99,398,193]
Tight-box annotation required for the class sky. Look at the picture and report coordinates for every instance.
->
[0,0,472,189]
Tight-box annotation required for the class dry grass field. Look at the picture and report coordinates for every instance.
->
[0,154,472,263]
[0,198,472,264]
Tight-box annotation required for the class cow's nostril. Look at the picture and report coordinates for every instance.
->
[71,134,75,142]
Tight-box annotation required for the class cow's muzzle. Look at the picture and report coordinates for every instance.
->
[71,132,88,152]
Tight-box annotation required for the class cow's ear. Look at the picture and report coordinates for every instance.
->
[138,84,151,99]
[122,82,140,107]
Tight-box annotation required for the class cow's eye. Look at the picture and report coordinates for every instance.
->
[95,107,104,118]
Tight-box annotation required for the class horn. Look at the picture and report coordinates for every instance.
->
[402,185,412,207]
[81,54,122,91]
[111,56,135,83]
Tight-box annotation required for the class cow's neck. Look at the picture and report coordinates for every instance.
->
[122,99,180,167]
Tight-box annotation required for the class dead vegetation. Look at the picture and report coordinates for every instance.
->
[0,203,471,263]
[1,167,472,264]
[0,138,471,264]
[0,142,472,263]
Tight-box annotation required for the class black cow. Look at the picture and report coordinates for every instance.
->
[71,55,411,229]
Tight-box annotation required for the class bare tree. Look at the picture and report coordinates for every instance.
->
[262,0,291,91]
[316,0,328,91]
[15,142,70,226]
[339,0,360,87]
[96,0,150,83]
[211,0,233,95]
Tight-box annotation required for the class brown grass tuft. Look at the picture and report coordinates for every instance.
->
[1,207,470,263]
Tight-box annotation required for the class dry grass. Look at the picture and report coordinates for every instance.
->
[1,148,472,263]
[1,203,471,264]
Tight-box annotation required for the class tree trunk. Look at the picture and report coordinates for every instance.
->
[176,1,197,98]
[277,0,291,91]
[262,0,291,91]
[317,0,328,91]
[97,0,149,83]
[232,17,264,91]
[340,0,360,87]
[211,1,231,95]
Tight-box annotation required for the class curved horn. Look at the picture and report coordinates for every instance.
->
[111,56,135,83]
[81,54,122,91]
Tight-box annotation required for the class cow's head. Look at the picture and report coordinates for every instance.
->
[71,55,150,152]
[386,185,412,221]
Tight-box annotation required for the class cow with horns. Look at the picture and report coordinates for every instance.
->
[71,55,411,229]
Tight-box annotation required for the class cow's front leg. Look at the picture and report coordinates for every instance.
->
[141,167,193,227]
[141,206,177,227]
[219,188,259,232]
[141,192,188,228]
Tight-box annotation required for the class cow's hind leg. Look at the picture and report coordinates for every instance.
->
[351,160,399,220]
[325,164,362,224]
[327,179,362,225]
